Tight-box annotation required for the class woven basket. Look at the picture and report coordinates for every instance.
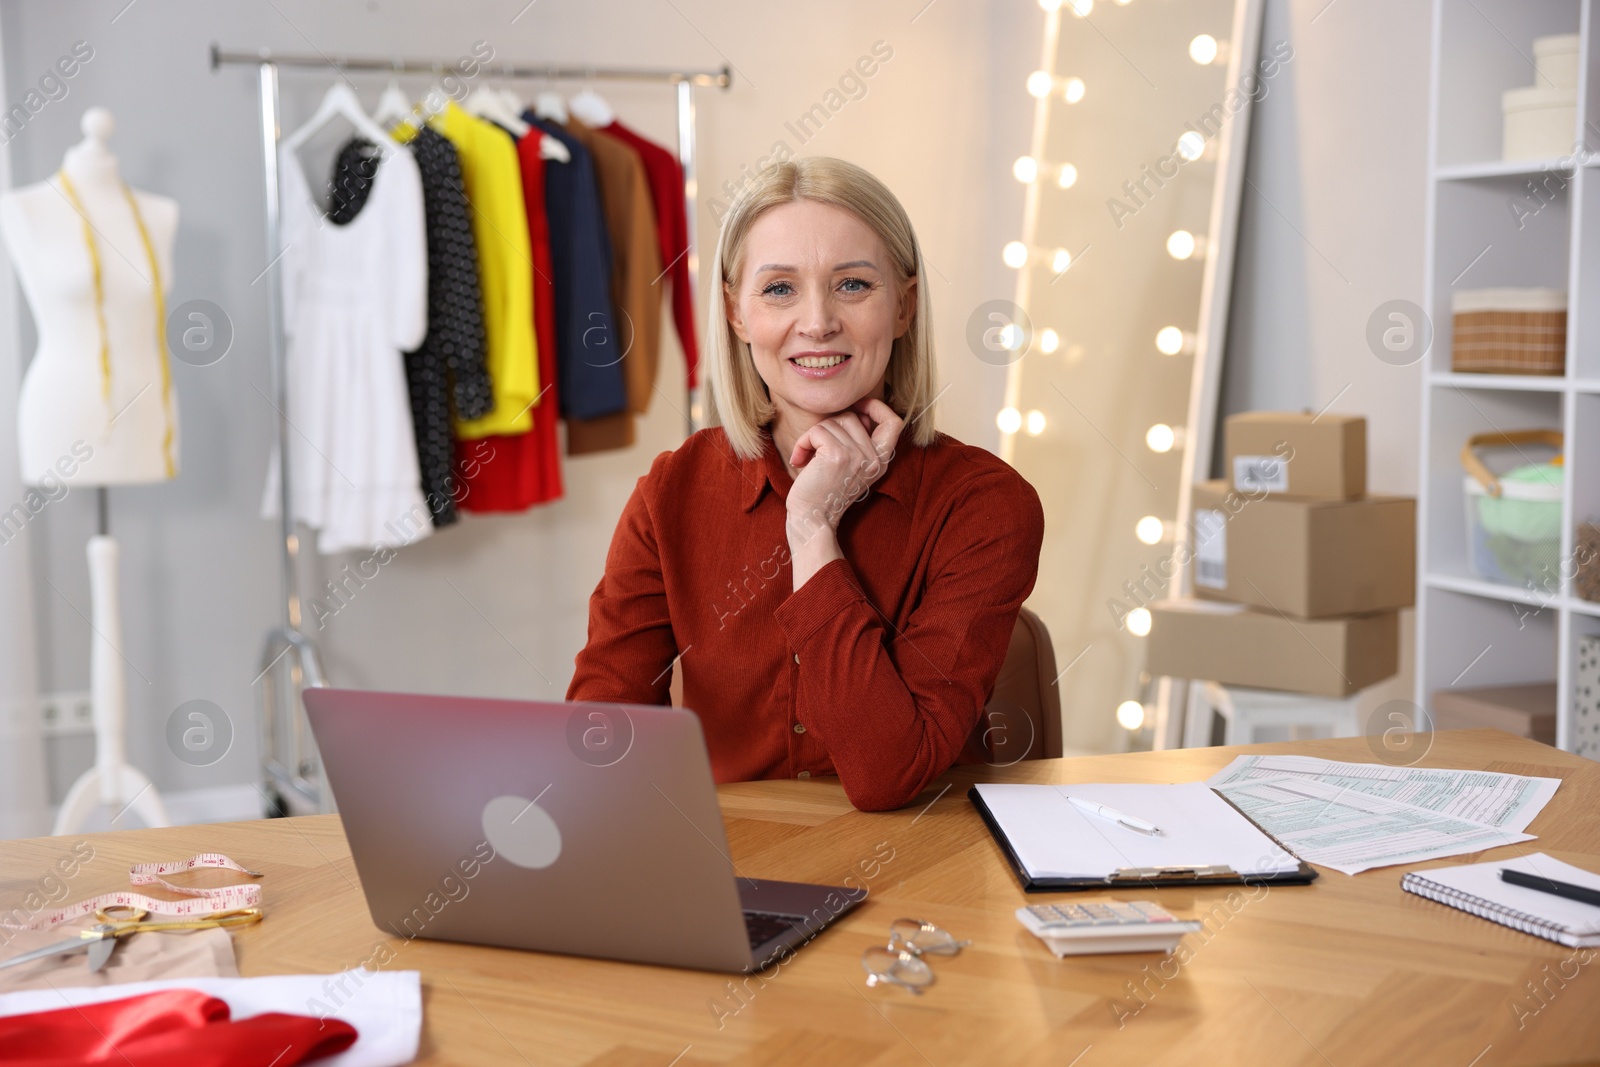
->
[1451,287,1566,375]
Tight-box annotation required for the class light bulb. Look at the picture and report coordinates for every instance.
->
[1189,34,1219,65]
[1026,70,1054,98]
[1039,328,1060,354]
[1176,131,1206,161]
[1116,700,1146,730]
[997,407,1023,435]
[1038,0,1063,10]
[1057,163,1078,188]
[1155,326,1185,356]
[1126,607,1152,637]
[1063,77,1085,103]
[1167,230,1197,260]
[1050,248,1072,273]
[998,323,1025,351]
[1013,155,1039,184]
[1067,0,1093,16]
[1002,240,1029,269]
[1146,423,1177,453]
[1135,515,1165,545]
[1025,409,1046,436]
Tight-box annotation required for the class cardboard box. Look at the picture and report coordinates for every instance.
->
[1430,682,1556,745]
[1146,600,1399,697]
[1191,480,1415,618]
[1225,411,1366,500]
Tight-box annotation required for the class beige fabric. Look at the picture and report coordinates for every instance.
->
[0,923,238,992]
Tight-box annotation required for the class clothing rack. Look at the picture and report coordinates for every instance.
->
[210,44,730,817]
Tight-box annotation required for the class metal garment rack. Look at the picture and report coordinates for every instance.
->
[209,44,730,816]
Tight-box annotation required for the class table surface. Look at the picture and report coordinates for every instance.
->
[2,729,1597,1067]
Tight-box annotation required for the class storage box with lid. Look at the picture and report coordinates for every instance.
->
[1450,288,1566,376]
[1502,33,1579,161]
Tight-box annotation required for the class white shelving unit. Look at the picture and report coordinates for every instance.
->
[1420,0,1600,754]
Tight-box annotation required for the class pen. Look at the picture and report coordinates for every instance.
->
[1501,869,1600,908]
[1066,796,1162,835]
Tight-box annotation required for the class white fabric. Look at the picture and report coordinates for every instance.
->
[262,141,431,554]
[0,969,421,1067]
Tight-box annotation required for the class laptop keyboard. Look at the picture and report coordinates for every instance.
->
[744,910,807,950]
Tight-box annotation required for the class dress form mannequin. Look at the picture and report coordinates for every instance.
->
[0,107,179,834]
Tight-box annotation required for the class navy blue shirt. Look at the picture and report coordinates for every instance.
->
[528,115,628,420]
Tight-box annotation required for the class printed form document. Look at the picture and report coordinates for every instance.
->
[1207,756,1559,875]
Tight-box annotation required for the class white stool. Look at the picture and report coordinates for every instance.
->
[1183,680,1362,748]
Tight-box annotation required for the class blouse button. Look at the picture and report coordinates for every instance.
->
[793,653,800,665]
[798,770,811,778]
[793,723,806,734]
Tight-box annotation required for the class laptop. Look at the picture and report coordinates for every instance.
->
[302,688,862,973]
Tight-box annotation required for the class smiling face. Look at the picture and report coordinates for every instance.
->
[725,199,915,434]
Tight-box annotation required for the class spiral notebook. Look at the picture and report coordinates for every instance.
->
[1401,853,1600,948]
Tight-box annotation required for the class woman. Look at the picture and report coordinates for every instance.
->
[567,157,1044,811]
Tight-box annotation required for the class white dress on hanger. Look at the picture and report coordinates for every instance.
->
[262,142,431,554]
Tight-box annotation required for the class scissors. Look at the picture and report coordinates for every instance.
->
[0,906,262,973]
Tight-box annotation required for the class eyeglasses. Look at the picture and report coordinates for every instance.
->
[861,919,971,995]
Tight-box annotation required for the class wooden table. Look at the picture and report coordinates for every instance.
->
[3,729,1597,1066]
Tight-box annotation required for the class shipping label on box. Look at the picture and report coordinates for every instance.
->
[1233,454,1290,494]
[1194,508,1228,589]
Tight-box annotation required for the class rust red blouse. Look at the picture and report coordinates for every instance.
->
[566,427,1045,811]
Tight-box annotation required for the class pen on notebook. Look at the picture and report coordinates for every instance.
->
[1501,868,1600,908]
[1066,796,1162,835]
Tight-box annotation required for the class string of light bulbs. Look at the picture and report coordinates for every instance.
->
[995,0,1225,736]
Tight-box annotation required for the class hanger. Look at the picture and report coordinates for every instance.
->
[497,78,526,118]
[534,89,568,124]
[464,86,530,136]
[568,85,614,127]
[283,80,395,155]
[536,127,571,163]
[373,74,414,129]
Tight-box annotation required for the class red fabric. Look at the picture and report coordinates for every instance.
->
[601,120,699,387]
[566,429,1044,811]
[0,988,357,1067]
[456,125,565,512]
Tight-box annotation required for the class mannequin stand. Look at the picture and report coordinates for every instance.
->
[52,488,168,835]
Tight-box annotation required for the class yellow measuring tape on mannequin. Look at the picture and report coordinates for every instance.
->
[55,169,176,479]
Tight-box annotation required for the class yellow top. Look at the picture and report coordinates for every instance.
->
[399,101,538,438]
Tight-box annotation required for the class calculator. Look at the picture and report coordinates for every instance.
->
[1015,900,1203,956]
[1021,900,1180,931]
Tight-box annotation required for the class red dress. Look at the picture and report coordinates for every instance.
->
[455,125,564,512]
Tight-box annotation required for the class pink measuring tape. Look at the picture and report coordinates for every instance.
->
[0,854,262,931]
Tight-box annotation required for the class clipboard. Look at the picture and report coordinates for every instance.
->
[968,784,1318,893]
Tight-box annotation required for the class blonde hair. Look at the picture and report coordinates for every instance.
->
[704,157,938,460]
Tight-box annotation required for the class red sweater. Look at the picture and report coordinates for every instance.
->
[566,428,1045,811]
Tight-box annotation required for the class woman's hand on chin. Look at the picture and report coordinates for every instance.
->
[784,397,904,550]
